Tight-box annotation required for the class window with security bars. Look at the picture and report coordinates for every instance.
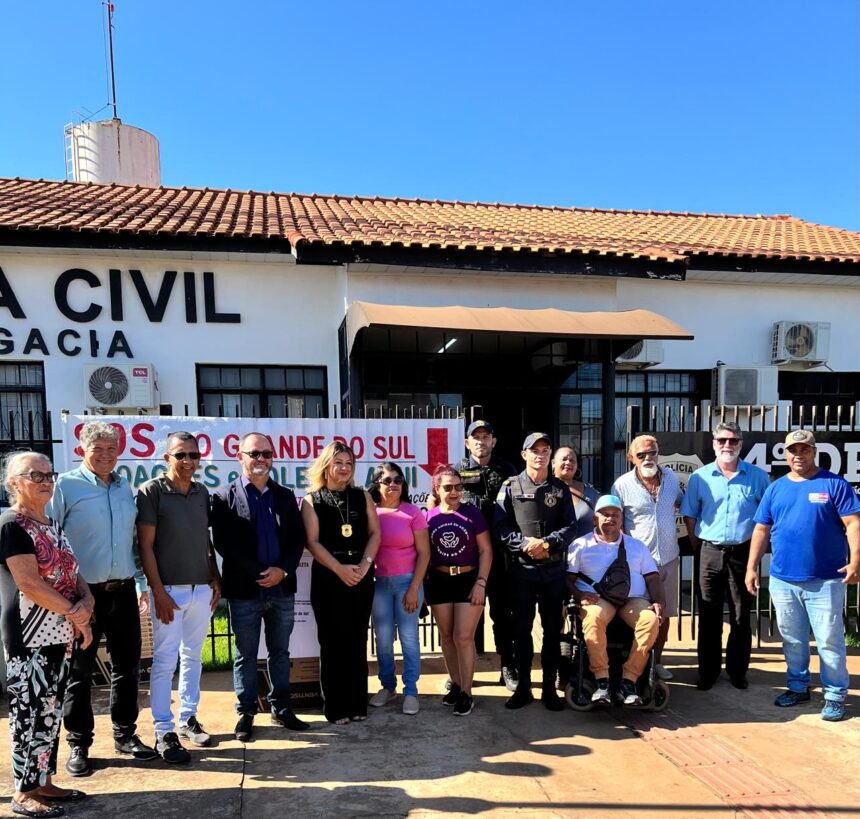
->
[0,363,50,506]
[196,365,328,418]
[613,370,708,479]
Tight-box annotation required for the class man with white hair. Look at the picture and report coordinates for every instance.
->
[48,420,157,777]
[611,434,683,680]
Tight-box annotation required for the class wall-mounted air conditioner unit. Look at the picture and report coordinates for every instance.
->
[711,365,778,407]
[616,340,664,368]
[771,321,830,365]
[84,363,158,409]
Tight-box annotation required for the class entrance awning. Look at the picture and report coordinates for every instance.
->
[345,301,693,354]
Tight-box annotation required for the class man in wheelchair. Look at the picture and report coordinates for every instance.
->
[565,494,666,706]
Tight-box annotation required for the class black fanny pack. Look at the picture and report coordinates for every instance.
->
[577,537,631,607]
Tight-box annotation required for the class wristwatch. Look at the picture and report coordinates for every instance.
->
[363,555,373,565]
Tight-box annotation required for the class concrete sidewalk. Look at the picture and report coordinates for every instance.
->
[0,633,857,819]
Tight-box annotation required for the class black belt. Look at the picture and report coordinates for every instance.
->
[703,540,749,551]
[90,578,133,592]
[514,552,564,566]
[330,550,362,558]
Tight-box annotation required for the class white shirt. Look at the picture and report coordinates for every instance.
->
[566,531,658,599]
[611,466,683,567]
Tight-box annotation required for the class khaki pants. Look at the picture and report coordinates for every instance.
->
[579,597,659,681]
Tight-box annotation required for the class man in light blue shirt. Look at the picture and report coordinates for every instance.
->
[48,421,157,776]
[681,421,769,691]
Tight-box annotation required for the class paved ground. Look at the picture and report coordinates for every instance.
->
[0,630,857,819]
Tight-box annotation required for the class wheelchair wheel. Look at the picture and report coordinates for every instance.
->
[565,678,596,712]
[648,681,670,712]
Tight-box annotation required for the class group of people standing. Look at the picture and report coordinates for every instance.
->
[0,418,856,818]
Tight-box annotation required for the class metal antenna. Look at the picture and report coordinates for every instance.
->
[106,2,118,119]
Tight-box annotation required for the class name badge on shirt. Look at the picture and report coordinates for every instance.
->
[808,492,829,504]
[516,493,536,500]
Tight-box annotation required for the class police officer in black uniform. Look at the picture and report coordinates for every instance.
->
[458,420,518,689]
[494,432,576,711]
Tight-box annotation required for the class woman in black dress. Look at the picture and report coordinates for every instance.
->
[301,441,380,724]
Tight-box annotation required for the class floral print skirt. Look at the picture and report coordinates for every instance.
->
[5,643,71,792]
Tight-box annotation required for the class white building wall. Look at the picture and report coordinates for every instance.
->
[617,275,860,372]
[0,250,346,419]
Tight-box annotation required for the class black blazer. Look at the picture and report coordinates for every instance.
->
[211,478,306,599]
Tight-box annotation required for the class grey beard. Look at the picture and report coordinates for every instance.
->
[639,464,658,478]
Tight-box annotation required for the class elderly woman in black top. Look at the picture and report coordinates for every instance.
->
[0,452,93,819]
[301,441,380,724]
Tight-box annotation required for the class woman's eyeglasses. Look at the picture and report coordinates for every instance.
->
[17,471,58,484]
[440,483,463,492]
[168,451,201,461]
[380,476,404,485]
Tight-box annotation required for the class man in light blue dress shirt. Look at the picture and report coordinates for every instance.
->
[681,421,769,691]
[48,421,157,776]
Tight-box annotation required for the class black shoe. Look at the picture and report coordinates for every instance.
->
[696,678,715,691]
[453,692,474,716]
[730,676,749,690]
[114,734,159,761]
[442,683,462,706]
[541,690,564,711]
[617,679,642,706]
[500,666,519,692]
[156,732,191,764]
[65,746,90,777]
[272,708,309,731]
[235,713,254,742]
[11,800,65,818]
[505,686,535,710]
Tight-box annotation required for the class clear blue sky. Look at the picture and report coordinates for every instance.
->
[2,1,858,229]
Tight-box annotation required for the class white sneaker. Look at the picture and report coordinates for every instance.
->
[655,664,673,681]
[402,695,420,715]
[370,688,396,707]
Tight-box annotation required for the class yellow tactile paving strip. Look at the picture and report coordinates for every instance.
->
[622,709,835,819]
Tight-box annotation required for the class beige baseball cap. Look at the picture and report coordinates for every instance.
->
[784,429,816,448]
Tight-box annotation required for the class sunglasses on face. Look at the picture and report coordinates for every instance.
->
[168,451,201,461]
[17,470,58,484]
[242,450,273,460]
[634,450,658,460]
[714,438,741,445]
[440,483,463,492]
[380,476,404,486]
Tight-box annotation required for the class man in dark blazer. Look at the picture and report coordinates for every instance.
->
[211,432,307,741]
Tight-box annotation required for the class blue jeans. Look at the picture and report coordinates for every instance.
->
[372,573,423,697]
[769,576,849,703]
[150,584,212,739]
[229,595,296,715]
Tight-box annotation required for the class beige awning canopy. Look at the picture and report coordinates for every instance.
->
[345,301,693,353]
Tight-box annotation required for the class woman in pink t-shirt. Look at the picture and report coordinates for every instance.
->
[368,462,430,716]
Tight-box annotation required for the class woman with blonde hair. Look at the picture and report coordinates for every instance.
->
[301,441,380,724]
[0,451,94,818]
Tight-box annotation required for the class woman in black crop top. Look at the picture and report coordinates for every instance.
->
[301,441,380,724]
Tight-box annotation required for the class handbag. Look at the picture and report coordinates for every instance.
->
[577,536,631,607]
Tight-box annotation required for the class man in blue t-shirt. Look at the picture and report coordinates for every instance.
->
[746,429,860,722]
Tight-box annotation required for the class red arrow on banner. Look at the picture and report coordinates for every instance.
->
[419,427,450,476]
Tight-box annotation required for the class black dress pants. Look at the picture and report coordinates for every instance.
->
[697,541,753,684]
[64,580,142,748]
[510,564,565,690]
[486,549,515,668]
[310,561,374,722]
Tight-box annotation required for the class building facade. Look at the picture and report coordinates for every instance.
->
[1,178,859,489]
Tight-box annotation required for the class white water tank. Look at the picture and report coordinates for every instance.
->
[69,119,161,186]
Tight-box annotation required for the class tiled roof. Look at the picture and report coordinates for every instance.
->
[1,176,859,265]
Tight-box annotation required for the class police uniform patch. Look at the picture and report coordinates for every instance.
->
[544,493,557,507]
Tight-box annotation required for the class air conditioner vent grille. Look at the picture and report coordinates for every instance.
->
[88,366,129,405]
